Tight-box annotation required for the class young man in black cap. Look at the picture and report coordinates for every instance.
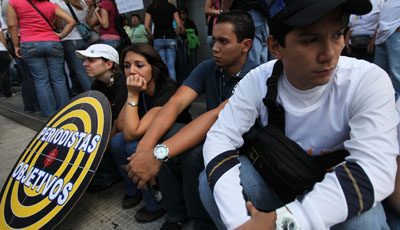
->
[199,0,398,229]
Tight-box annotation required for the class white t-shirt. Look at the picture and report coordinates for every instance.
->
[52,0,87,41]
[349,0,384,36]
[203,57,399,229]
[375,0,400,45]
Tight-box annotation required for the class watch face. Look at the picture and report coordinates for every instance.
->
[154,145,168,159]
[281,217,297,230]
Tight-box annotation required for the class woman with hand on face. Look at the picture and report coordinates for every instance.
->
[109,43,191,223]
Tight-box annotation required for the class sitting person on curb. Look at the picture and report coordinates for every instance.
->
[198,0,399,229]
[109,43,191,223]
[75,44,126,192]
[125,10,258,230]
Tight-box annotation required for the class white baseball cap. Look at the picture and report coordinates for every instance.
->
[75,44,119,64]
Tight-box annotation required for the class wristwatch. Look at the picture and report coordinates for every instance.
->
[275,206,300,230]
[153,144,169,162]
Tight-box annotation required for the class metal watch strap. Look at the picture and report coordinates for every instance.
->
[127,102,138,107]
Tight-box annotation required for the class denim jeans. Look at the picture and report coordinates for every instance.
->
[199,155,390,230]
[62,39,92,92]
[109,133,163,211]
[383,199,400,230]
[100,39,121,50]
[14,57,40,112]
[157,123,216,229]
[154,38,177,82]
[374,31,400,99]
[248,9,269,65]
[20,41,70,117]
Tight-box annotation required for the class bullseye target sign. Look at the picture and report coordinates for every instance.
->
[0,90,111,229]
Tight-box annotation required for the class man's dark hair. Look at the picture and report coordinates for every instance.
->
[271,11,350,47]
[130,13,141,21]
[216,10,255,42]
[179,6,188,15]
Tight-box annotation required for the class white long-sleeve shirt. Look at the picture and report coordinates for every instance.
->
[203,57,399,229]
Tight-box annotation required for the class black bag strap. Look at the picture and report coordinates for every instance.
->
[65,3,81,24]
[262,60,285,132]
[26,0,55,31]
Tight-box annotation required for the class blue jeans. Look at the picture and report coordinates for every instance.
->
[62,39,92,92]
[100,39,121,50]
[199,156,390,230]
[21,41,70,117]
[109,133,163,211]
[154,38,177,82]
[248,10,269,65]
[15,57,40,112]
[374,31,400,99]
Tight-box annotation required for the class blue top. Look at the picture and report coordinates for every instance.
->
[183,57,258,111]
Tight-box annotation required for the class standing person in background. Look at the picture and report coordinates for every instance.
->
[221,0,269,65]
[124,14,149,44]
[145,0,183,82]
[85,0,100,44]
[2,0,40,113]
[0,17,12,99]
[175,6,199,84]
[54,0,92,95]
[87,0,120,49]
[369,0,400,99]
[204,0,221,49]
[7,0,75,117]
[344,0,384,62]
[179,7,199,76]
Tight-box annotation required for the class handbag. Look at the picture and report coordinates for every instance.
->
[26,0,56,31]
[66,2,92,40]
[240,60,349,203]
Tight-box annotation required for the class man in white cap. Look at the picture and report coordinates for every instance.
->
[199,0,398,229]
[76,43,127,192]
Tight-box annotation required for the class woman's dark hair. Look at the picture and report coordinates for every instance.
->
[179,6,188,15]
[121,43,175,87]
[153,0,168,10]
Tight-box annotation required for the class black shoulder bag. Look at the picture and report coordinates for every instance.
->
[240,60,349,203]
[65,3,92,40]
[26,0,56,32]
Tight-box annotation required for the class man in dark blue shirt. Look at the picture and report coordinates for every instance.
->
[125,10,258,230]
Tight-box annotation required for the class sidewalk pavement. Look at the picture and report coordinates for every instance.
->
[0,86,202,230]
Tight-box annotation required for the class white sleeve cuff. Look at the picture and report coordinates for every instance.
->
[286,200,313,230]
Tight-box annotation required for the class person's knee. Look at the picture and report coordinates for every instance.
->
[109,133,125,157]
[198,171,211,203]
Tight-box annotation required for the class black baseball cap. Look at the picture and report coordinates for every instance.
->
[268,0,373,34]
